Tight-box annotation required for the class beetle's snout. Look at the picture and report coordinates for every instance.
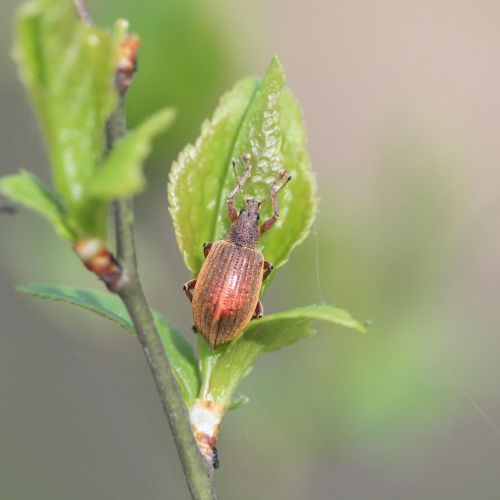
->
[245,198,261,213]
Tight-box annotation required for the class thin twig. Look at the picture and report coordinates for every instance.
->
[109,105,217,500]
[73,2,217,498]
[73,0,93,24]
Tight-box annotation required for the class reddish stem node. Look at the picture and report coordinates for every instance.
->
[73,239,126,291]
[116,35,141,94]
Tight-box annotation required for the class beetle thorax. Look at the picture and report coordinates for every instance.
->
[226,199,261,248]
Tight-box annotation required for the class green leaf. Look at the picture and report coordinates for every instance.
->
[262,88,317,274]
[17,284,135,330]
[168,56,317,277]
[228,56,286,206]
[17,284,200,405]
[208,305,366,406]
[87,108,177,199]
[168,77,259,274]
[152,313,201,406]
[15,0,119,237]
[0,170,74,240]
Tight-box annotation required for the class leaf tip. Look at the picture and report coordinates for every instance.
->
[15,283,40,297]
[265,55,286,85]
[269,54,284,70]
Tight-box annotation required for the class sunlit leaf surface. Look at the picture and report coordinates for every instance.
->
[15,0,118,237]
[168,57,317,277]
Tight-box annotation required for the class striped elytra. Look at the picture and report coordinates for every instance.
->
[192,241,264,349]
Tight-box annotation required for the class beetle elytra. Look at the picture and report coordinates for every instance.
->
[183,153,291,349]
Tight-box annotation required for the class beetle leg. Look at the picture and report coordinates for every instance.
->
[183,278,197,302]
[260,169,292,235]
[253,300,264,319]
[263,260,274,281]
[227,153,253,222]
[203,242,213,258]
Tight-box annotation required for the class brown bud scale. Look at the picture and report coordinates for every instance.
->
[73,239,124,291]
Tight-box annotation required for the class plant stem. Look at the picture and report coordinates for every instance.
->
[108,101,217,499]
[72,1,217,497]
[73,0,93,24]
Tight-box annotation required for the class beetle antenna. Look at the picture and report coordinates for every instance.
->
[263,169,292,204]
[231,154,252,193]
[273,170,292,194]
[227,154,253,221]
[231,159,242,191]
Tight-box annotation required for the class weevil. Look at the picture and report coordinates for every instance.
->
[183,153,291,349]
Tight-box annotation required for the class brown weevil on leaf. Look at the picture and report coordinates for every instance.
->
[183,153,291,349]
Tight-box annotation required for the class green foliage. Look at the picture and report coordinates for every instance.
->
[17,284,200,405]
[17,284,365,411]
[207,305,366,406]
[167,57,364,411]
[271,89,317,270]
[8,3,364,420]
[168,57,317,277]
[0,170,74,240]
[92,0,239,165]
[168,78,258,274]
[87,108,177,199]
[2,0,173,241]
[152,314,200,406]
[15,0,117,237]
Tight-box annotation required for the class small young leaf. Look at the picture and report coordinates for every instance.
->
[208,305,366,406]
[227,394,250,411]
[0,170,74,240]
[15,0,119,237]
[86,108,177,199]
[17,284,200,405]
[168,57,317,277]
[197,333,228,400]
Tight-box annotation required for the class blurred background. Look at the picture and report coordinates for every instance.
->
[1,0,500,498]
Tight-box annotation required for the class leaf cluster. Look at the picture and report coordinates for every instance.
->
[0,0,174,241]
[4,0,366,413]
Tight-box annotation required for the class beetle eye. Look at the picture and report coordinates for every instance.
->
[255,213,260,221]
[239,209,244,215]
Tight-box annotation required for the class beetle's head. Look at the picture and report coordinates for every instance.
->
[243,198,261,217]
[227,198,261,248]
